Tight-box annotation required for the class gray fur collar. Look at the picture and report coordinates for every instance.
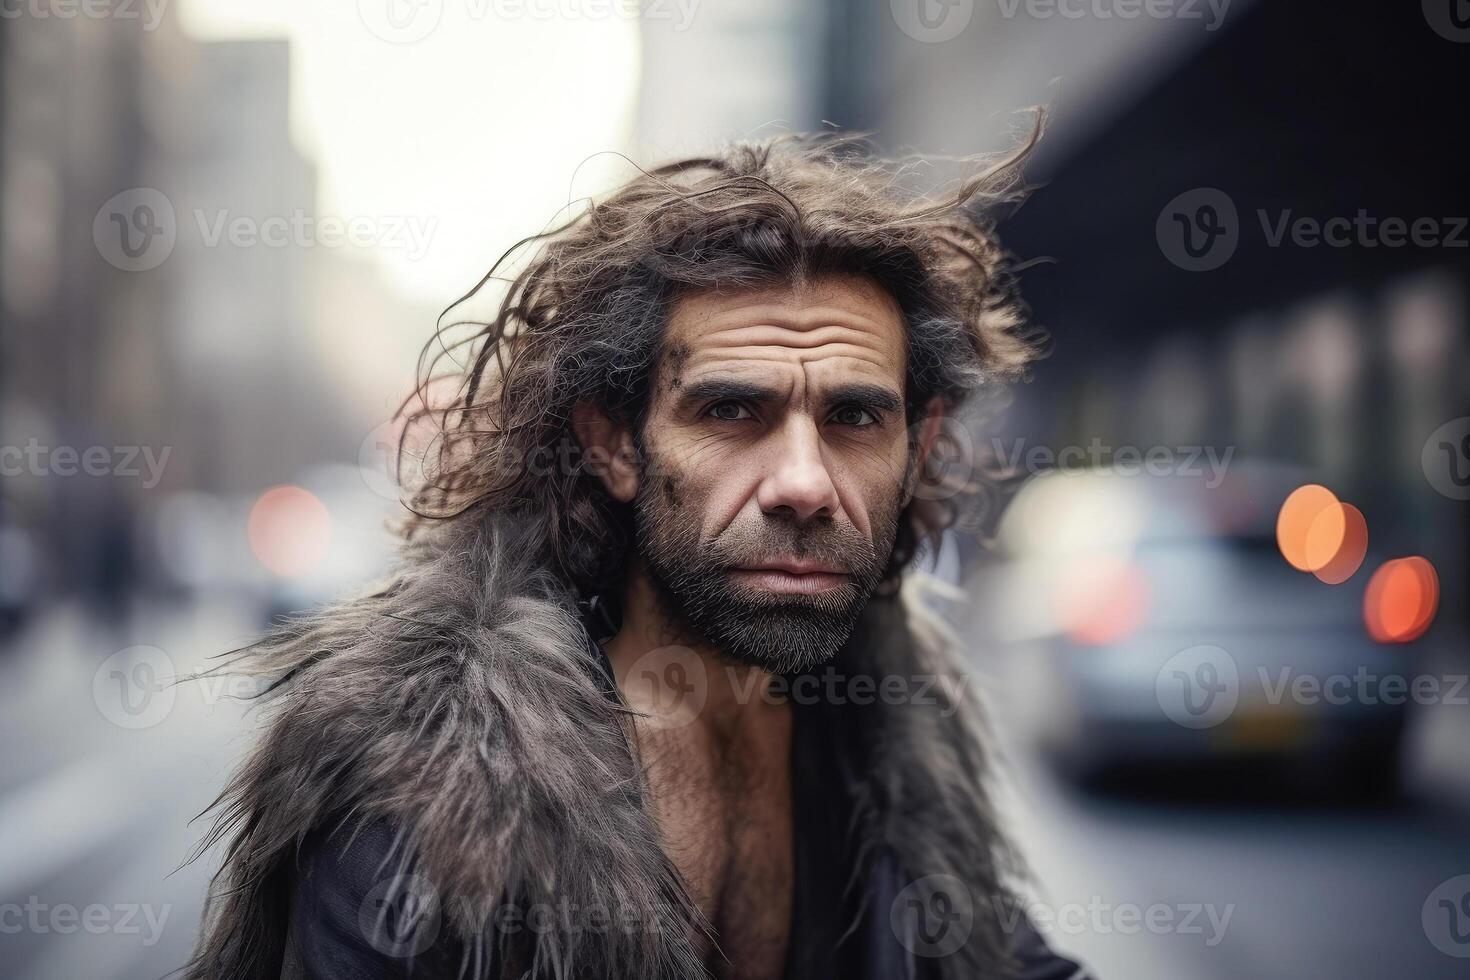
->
[188,511,1017,978]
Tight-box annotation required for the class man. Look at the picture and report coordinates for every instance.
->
[189,132,1091,979]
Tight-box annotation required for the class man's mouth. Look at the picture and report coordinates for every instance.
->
[728,560,851,596]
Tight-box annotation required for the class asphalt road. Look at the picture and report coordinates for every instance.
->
[998,750,1470,979]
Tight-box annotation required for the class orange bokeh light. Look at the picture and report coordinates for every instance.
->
[1312,503,1368,585]
[1277,484,1341,572]
[247,485,331,577]
[1363,557,1439,643]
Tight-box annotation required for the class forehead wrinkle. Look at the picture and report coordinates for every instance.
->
[662,278,908,393]
[698,321,897,354]
[686,343,892,373]
[685,301,900,334]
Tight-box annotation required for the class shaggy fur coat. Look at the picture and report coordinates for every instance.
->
[186,511,1020,978]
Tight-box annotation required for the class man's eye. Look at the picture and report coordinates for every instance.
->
[707,401,752,422]
[831,405,878,427]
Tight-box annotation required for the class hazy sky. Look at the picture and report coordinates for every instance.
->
[181,0,643,306]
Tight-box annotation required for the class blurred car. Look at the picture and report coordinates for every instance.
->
[992,464,1419,800]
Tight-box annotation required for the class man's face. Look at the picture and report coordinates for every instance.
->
[633,274,919,673]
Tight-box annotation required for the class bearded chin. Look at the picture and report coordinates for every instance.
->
[634,490,903,675]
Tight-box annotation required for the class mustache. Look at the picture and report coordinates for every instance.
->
[706,517,882,576]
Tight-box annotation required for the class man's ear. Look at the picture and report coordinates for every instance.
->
[571,400,640,503]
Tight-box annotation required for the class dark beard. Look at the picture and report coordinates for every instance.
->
[633,459,904,674]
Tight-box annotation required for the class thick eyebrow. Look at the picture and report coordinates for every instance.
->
[825,382,903,417]
[675,377,903,418]
[675,378,779,411]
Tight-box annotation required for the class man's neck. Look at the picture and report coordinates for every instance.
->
[602,562,780,738]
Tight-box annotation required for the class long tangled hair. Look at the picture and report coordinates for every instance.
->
[397,123,1045,597]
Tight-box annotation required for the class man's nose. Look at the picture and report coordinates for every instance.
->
[755,418,840,521]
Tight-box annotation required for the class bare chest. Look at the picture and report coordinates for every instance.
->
[638,713,794,979]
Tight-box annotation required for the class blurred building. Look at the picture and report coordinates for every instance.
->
[173,37,320,493]
[0,10,385,604]
[1,6,196,602]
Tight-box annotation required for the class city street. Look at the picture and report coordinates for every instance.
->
[0,599,257,979]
